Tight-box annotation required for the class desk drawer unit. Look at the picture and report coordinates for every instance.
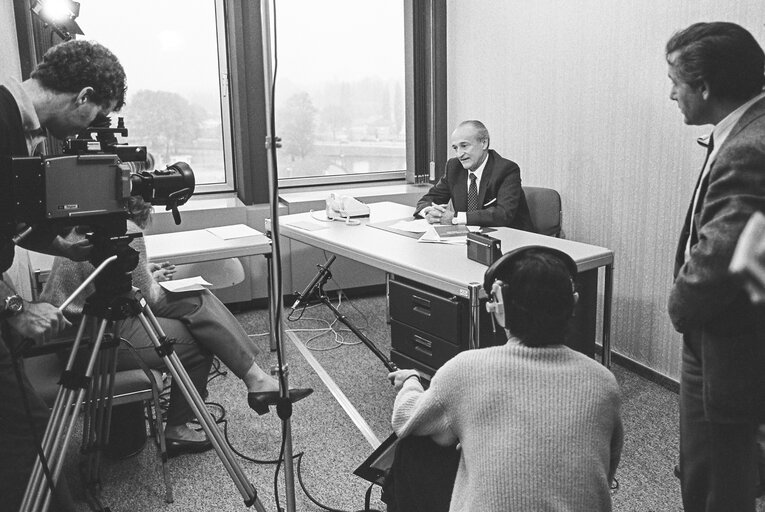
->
[389,277,506,372]
[390,319,461,370]
[389,279,466,345]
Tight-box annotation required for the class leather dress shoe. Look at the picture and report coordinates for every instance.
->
[247,388,313,415]
[165,436,213,458]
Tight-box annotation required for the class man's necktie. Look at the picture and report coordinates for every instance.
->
[467,173,478,212]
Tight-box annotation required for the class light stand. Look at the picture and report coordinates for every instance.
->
[260,1,298,510]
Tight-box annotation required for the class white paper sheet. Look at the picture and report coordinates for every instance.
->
[417,226,467,244]
[159,276,213,293]
[206,224,260,240]
[388,219,431,233]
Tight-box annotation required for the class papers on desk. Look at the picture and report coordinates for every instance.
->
[159,276,212,293]
[206,224,260,240]
[418,224,479,244]
[388,218,431,233]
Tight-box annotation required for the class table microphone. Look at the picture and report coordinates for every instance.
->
[291,255,337,310]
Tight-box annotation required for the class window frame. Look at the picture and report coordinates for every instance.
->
[15,0,447,204]
[14,0,236,194]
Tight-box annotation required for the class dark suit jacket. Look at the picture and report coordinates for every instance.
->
[414,150,535,230]
[669,95,765,422]
[0,86,29,273]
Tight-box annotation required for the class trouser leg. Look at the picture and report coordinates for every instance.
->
[382,436,459,512]
[679,337,758,512]
[152,290,258,379]
[116,316,213,426]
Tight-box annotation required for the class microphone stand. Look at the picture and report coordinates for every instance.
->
[295,259,397,373]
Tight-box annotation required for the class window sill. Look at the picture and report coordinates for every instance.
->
[279,180,428,206]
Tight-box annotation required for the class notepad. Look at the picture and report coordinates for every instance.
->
[159,276,213,293]
[206,224,260,240]
[433,225,470,238]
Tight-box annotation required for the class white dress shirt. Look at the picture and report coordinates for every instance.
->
[453,152,489,225]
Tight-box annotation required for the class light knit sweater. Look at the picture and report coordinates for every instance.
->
[40,221,161,315]
[391,338,622,512]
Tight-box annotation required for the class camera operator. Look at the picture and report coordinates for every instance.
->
[0,39,127,511]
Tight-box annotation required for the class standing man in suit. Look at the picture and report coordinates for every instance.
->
[666,22,765,512]
[414,120,534,230]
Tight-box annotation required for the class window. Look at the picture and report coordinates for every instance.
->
[273,0,407,186]
[75,0,234,193]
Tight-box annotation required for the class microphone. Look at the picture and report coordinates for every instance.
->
[291,255,337,310]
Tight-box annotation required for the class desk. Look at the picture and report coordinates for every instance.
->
[28,225,271,298]
[278,201,614,367]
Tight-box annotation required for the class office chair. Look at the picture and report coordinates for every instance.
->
[523,186,563,237]
[22,336,174,505]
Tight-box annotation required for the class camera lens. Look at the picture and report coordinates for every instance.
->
[129,161,195,206]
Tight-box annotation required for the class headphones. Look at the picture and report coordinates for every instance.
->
[483,245,578,329]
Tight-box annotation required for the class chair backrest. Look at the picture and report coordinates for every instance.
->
[523,186,562,237]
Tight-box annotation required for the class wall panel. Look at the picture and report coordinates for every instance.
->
[446,0,765,379]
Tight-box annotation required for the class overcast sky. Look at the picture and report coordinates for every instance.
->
[77,0,405,100]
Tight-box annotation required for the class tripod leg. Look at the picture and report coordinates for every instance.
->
[133,304,265,511]
[38,319,112,512]
[20,317,93,512]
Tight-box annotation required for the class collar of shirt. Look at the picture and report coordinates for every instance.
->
[707,90,765,167]
[467,151,489,186]
[2,77,46,154]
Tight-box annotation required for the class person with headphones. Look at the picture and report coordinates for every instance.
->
[385,246,623,512]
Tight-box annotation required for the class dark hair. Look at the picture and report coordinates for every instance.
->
[666,22,765,101]
[494,250,575,347]
[31,40,127,110]
[458,120,490,148]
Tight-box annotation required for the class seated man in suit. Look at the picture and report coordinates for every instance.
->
[414,120,535,229]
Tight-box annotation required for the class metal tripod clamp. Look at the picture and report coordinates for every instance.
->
[270,364,294,419]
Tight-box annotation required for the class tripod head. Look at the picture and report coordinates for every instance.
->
[84,215,140,299]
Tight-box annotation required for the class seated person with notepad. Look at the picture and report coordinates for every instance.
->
[414,120,535,230]
[385,247,622,511]
[41,196,312,456]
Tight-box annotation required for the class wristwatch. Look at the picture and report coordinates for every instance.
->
[1,294,24,319]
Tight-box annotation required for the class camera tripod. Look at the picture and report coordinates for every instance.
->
[20,233,266,512]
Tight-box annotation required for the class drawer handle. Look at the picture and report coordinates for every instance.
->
[414,345,433,357]
[412,334,432,349]
[412,295,431,308]
[413,306,431,317]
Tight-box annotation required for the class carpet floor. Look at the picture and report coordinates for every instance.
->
[52,292,764,511]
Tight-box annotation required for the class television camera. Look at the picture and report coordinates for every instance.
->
[2,116,195,294]
[2,116,195,235]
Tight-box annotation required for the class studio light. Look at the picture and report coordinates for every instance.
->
[31,0,83,40]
